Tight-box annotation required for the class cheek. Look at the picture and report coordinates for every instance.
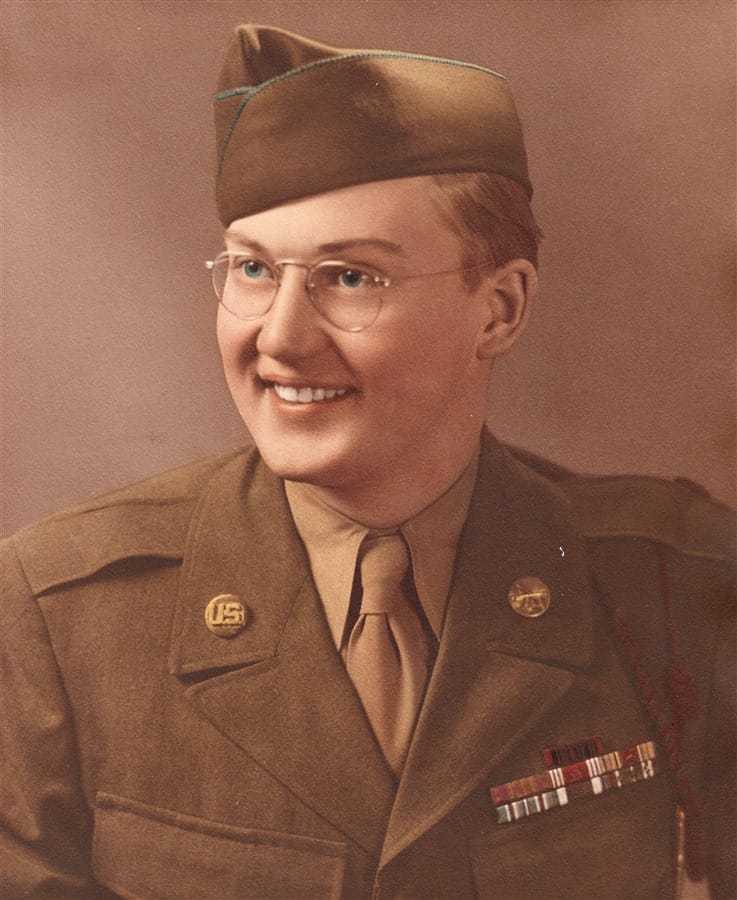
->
[216,314,257,374]
[394,304,480,383]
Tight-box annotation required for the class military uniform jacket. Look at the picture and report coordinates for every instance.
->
[1,434,734,899]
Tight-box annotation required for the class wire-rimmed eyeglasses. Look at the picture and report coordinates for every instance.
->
[205,252,496,333]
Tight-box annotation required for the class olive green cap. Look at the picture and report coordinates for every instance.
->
[214,24,532,226]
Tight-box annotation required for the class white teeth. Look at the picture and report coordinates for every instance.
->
[272,383,349,403]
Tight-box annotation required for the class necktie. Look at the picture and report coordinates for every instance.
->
[344,533,432,775]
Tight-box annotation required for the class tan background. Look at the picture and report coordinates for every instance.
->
[2,0,734,538]
[0,4,730,895]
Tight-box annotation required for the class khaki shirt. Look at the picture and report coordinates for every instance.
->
[285,454,478,648]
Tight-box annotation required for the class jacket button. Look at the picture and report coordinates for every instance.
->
[204,594,248,637]
[508,577,551,618]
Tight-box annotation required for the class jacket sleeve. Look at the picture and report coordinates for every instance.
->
[703,593,736,899]
[0,537,116,899]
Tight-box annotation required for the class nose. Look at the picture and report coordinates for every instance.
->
[255,265,329,360]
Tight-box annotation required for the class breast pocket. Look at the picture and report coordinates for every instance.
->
[92,793,347,900]
[469,769,675,899]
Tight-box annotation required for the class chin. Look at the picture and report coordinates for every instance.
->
[256,439,356,488]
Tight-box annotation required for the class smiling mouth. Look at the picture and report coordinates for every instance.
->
[261,380,353,405]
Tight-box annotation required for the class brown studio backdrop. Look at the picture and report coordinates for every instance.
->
[1,0,735,537]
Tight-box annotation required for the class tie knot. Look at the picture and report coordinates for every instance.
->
[359,533,410,608]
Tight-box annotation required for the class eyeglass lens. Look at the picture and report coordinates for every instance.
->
[211,254,383,332]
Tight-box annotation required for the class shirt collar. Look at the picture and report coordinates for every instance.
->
[285,452,479,647]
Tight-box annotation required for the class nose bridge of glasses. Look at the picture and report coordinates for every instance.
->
[270,260,314,297]
[271,259,317,326]
[273,259,310,277]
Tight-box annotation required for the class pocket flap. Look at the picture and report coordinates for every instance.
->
[93,793,347,900]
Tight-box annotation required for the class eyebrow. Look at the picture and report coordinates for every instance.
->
[223,232,406,257]
[317,238,406,257]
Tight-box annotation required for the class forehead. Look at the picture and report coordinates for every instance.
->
[224,175,461,262]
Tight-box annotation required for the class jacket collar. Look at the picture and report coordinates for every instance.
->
[168,432,595,860]
[168,450,304,676]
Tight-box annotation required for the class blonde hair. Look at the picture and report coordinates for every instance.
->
[430,172,542,289]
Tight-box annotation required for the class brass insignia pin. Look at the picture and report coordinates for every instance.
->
[508,576,551,618]
[205,594,247,638]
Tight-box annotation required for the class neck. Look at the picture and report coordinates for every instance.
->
[294,430,482,528]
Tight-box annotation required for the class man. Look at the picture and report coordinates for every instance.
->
[0,24,733,900]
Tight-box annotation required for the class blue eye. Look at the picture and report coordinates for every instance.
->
[338,269,368,288]
[240,259,268,279]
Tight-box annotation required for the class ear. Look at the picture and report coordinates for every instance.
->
[476,258,537,359]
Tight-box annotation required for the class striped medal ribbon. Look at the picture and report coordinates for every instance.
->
[491,740,656,825]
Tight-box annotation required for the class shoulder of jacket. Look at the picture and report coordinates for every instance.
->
[505,443,735,563]
[4,449,250,596]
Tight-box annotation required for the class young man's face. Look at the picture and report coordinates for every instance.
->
[216,175,495,492]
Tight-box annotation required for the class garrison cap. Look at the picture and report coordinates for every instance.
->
[213,24,532,225]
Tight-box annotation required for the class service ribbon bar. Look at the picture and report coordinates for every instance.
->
[490,741,656,824]
[543,737,604,769]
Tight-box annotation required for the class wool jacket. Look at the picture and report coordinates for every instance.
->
[0,434,733,899]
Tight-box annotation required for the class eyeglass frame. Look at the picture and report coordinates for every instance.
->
[204,251,498,333]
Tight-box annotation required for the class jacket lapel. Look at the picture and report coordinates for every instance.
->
[167,438,597,862]
[168,452,395,855]
[381,437,596,866]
